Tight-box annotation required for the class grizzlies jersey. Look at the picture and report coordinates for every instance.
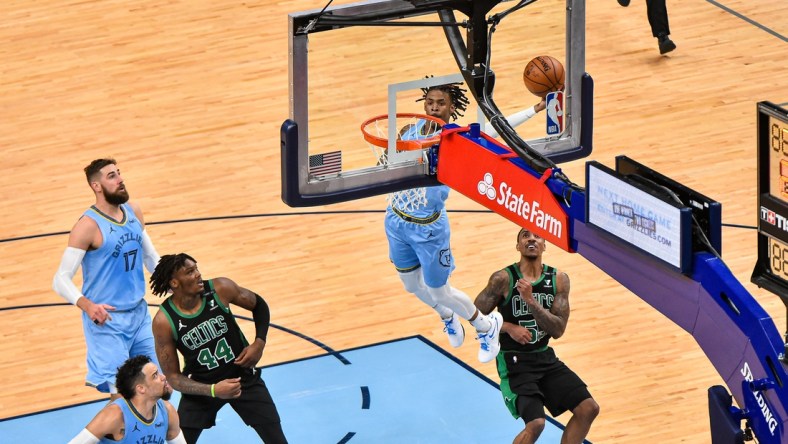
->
[100,398,169,444]
[498,263,558,352]
[81,204,146,311]
[392,184,449,216]
[391,119,450,217]
[400,118,441,141]
[159,280,250,383]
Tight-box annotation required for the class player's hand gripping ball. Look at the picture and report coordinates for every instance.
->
[523,55,565,98]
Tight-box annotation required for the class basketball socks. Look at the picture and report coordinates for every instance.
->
[470,311,493,333]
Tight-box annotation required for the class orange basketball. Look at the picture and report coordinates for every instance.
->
[523,55,565,98]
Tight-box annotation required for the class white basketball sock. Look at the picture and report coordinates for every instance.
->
[469,311,493,333]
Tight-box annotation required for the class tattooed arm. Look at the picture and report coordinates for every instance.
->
[515,269,570,338]
[152,310,241,399]
[475,269,509,315]
[477,269,534,343]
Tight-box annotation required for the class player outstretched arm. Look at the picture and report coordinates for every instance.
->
[483,99,546,138]
[211,277,270,368]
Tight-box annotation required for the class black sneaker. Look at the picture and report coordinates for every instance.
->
[617,0,630,6]
[658,34,676,54]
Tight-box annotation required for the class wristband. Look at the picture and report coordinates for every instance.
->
[210,384,216,398]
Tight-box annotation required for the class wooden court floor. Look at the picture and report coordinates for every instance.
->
[0,1,786,442]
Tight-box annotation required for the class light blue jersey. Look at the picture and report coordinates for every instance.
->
[80,203,157,393]
[100,398,169,444]
[82,204,146,310]
[392,119,450,217]
[385,119,455,287]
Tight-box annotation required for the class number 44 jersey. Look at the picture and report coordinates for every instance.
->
[159,280,252,382]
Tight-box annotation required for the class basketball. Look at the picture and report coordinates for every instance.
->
[523,55,565,98]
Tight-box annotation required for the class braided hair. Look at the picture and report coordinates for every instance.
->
[416,77,470,122]
[149,253,196,297]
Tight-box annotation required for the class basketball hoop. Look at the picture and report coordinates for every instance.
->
[361,113,445,213]
[361,113,445,154]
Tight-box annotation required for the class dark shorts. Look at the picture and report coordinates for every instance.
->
[178,371,282,429]
[497,347,591,422]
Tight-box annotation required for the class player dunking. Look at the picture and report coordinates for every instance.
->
[386,80,546,363]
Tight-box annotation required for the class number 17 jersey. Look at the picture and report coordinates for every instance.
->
[158,280,251,383]
[81,204,146,310]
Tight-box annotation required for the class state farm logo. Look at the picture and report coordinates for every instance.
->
[477,172,564,239]
[478,173,496,200]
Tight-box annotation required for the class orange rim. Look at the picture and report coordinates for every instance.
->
[361,113,446,151]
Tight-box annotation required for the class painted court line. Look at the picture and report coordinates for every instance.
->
[1,336,585,443]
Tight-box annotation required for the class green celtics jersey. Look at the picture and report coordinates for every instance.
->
[159,280,250,383]
[498,263,558,352]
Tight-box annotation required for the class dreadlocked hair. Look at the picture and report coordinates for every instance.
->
[149,253,196,297]
[416,76,470,122]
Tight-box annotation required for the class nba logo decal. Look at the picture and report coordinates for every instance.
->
[546,91,564,136]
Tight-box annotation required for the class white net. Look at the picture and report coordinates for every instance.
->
[362,114,443,213]
[388,185,428,213]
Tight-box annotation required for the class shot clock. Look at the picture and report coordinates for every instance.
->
[752,101,788,315]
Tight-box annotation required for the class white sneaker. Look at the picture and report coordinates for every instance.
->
[442,313,465,348]
[478,312,502,363]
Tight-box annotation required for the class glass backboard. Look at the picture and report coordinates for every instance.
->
[281,0,592,206]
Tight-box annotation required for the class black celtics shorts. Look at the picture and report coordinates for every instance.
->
[497,346,591,422]
[177,371,282,429]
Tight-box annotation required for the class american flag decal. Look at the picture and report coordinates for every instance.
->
[309,151,342,175]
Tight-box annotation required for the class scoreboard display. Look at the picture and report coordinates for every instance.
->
[752,101,788,301]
